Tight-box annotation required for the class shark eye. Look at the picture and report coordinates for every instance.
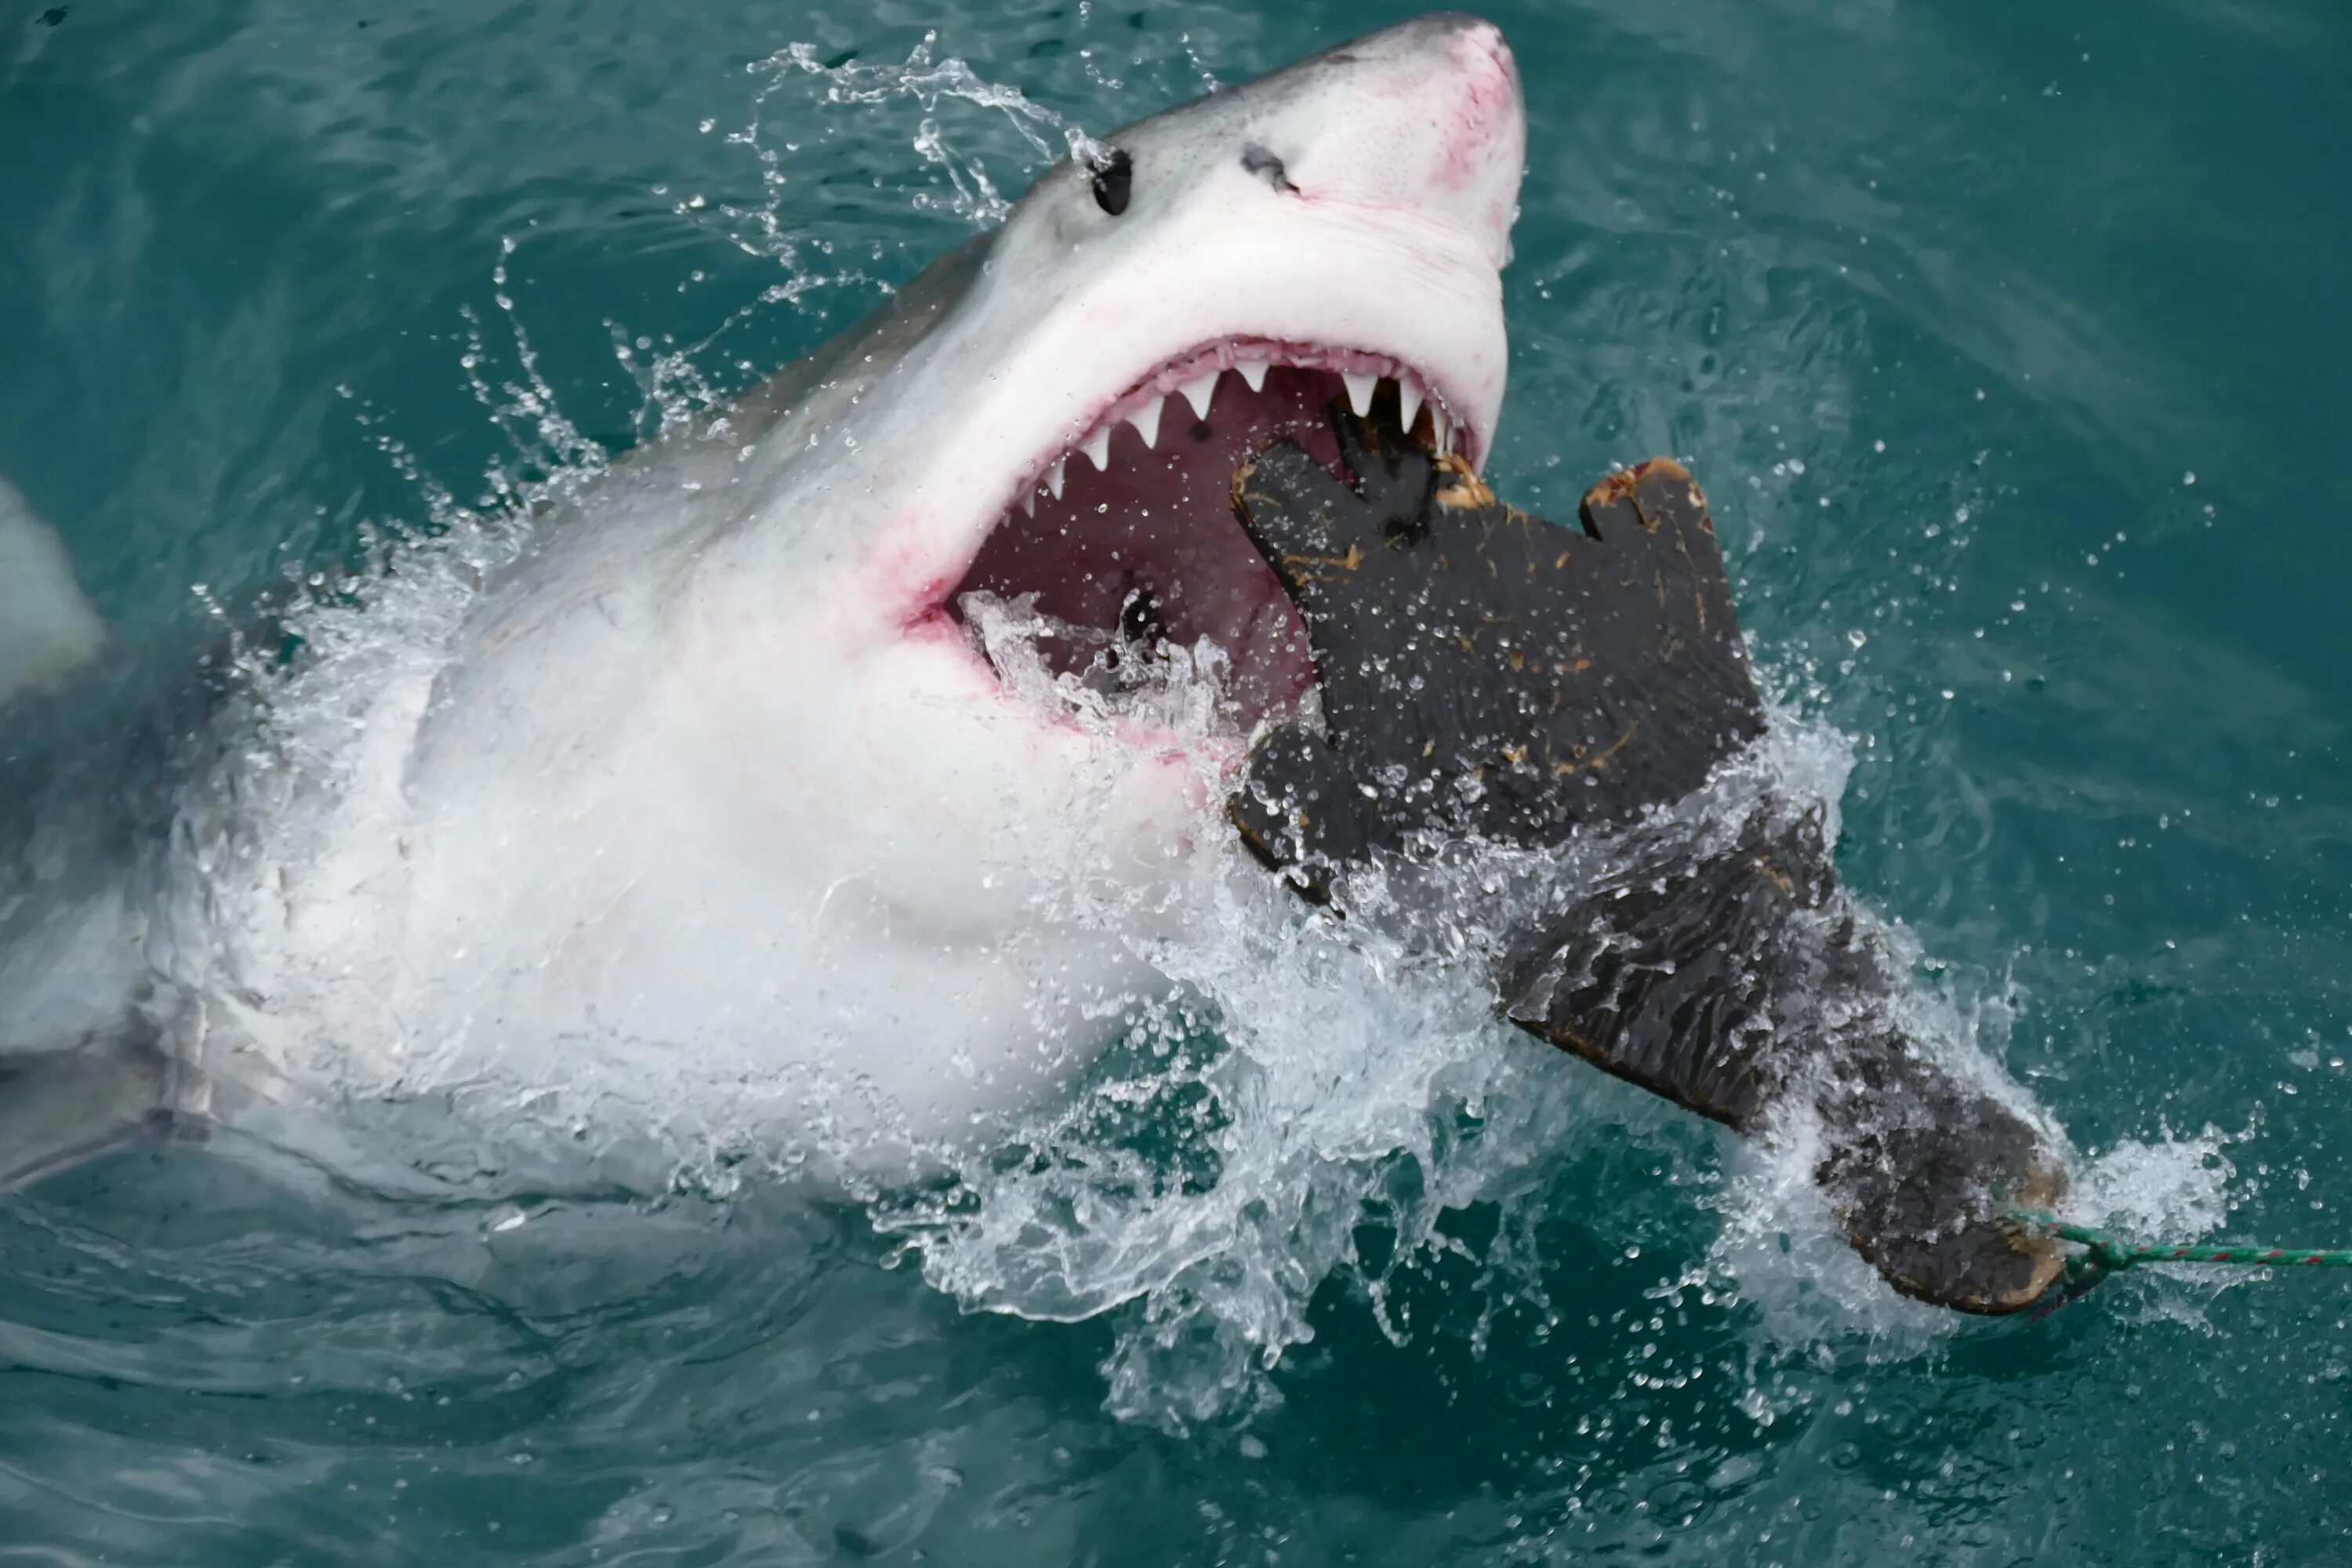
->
[1090,148,1133,216]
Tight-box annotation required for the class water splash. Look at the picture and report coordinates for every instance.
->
[956,589,1269,747]
[853,700,2080,1427]
[746,33,1109,230]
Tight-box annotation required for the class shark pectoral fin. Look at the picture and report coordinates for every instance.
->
[0,474,110,708]
[0,1026,198,1194]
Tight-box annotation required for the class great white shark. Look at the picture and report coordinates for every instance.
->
[0,16,1527,1188]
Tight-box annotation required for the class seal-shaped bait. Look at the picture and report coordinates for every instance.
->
[1228,397,2068,1314]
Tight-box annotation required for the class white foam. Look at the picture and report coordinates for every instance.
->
[2071,1126,2238,1244]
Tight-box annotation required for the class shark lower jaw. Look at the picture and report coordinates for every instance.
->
[938,337,1479,745]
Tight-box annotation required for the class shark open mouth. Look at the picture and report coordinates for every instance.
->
[946,339,1472,736]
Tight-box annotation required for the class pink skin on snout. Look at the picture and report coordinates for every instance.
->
[1432,21,1522,195]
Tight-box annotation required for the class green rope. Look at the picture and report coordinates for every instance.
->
[2007,1209,2352,1302]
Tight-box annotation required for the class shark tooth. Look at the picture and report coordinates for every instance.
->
[1342,372,1377,417]
[1178,370,1220,420]
[1235,357,1269,393]
[1397,377,1425,437]
[1046,459,1065,500]
[1433,405,1454,458]
[1124,397,1163,449]
[1018,490,1036,517]
[1081,426,1112,471]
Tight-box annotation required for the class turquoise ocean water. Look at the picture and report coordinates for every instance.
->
[4,1,2350,1561]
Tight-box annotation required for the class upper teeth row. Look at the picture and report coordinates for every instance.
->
[1018,356,1459,515]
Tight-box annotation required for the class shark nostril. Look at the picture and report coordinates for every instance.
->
[1240,143,1299,194]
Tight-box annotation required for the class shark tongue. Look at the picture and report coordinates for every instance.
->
[948,364,1363,735]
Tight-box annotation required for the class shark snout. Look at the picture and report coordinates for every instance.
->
[1302,14,1526,267]
[1426,13,1520,110]
[1432,20,1523,216]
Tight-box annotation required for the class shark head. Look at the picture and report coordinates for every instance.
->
[698,16,1519,815]
[305,15,1529,1159]
[851,11,1519,717]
